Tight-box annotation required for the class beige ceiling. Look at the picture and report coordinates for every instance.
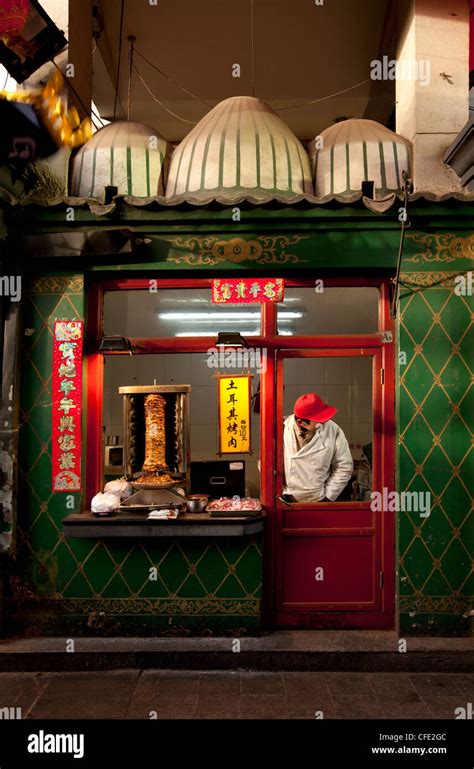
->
[95,0,395,143]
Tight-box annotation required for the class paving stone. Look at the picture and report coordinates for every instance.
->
[381,702,434,719]
[241,672,284,695]
[198,672,241,696]
[0,673,51,716]
[28,671,140,720]
[449,675,474,697]
[283,672,331,695]
[241,694,289,719]
[409,674,467,698]
[194,694,240,719]
[367,673,422,702]
[126,672,199,718]
[146,670,200,695]
[129,696,198,720]
[332,696,386,719]
[326,672,374,697]
[425,696,471,719]
[287,700,337,720]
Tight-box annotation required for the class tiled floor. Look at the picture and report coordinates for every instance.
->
[0,671,471,719]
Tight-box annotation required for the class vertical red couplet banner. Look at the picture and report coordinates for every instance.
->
[52,320,83,492]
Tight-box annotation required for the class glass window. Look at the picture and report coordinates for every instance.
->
[104,288,262,338]
[103,354,261,497]
[277,287,379,335]
[282,355,373,502]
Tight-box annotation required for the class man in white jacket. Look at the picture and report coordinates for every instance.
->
[283,393,353,503]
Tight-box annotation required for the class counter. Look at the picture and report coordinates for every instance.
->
[63,511,265,538]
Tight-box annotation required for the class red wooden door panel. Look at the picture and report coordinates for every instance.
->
[271,344,394,629]
[282,534,377,608]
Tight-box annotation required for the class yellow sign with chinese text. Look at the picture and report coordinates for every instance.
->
[218,375,251,454]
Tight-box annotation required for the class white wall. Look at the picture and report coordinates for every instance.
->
[283,357,373,448]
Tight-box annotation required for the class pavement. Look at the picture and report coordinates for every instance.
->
[0,670,472,719]
[0,631,472,672]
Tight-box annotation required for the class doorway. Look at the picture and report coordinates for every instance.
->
[260,281,395,629]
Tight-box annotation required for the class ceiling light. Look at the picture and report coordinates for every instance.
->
[158,311,301,320]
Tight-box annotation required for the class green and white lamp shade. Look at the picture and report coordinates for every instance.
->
[311,119,411,197]
[69,110,412,202]
[165,96,314,202]
[70,121,171,199]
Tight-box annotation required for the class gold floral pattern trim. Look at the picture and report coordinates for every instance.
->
[399,271,463,288]
[21,597,261,616]
[405,232,474,264]
[26,277,84,294]
[167,235,308,266]
[400,596,472,613]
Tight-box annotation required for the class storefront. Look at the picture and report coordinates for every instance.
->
[0,99,472,638]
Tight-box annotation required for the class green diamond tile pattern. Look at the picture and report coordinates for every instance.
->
[15,276,263,632]
[399,275,473,630]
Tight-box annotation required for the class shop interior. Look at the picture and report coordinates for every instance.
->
[101,285,377,504]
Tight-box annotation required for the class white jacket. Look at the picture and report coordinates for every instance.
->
[283,416,353,502]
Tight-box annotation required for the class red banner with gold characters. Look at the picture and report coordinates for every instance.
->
[212,278,284,304]
[52,321,83,492]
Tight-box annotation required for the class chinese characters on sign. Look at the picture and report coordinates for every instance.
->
[212,278,284,304]
[52,321,83,491]
[218,375,252,454]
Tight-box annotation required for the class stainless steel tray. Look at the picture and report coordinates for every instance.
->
[120,488,187,511]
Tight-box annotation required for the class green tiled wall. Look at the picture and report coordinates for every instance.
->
[398,272,473,635]
[12,275,261,636]
[10,257,473,636]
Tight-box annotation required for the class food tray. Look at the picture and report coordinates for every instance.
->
[120,488,187,512]
[208,507,261,517]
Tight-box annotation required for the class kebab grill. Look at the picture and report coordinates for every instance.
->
[119,385,191,497]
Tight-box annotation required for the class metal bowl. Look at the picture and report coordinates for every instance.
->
[186,494,209,513]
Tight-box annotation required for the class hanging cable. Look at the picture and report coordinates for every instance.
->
[113,0,125,120]
[132,61,199,125]
[390,171,414,319]
[133,47,212,107]
[127,35,135,120]
[275,79,370,111]
[251,0,255,97]
[51,60,104,130]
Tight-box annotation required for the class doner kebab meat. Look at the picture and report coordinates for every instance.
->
[137,394,174,484]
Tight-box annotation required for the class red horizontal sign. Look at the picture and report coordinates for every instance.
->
[212,278,284,304]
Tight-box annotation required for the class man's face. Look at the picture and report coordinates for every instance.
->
[294,416,320,437]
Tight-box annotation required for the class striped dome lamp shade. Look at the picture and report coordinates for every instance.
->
[165,96,313,203]
[70,121,171,199]
[311,119,411,198]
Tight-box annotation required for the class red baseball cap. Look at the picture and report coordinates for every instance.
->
[293,393,337,423]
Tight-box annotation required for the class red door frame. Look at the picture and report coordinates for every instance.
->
[85,276,395,629]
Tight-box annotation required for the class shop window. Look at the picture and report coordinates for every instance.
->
[103,354,261,497]
[277,287,379,335]
[281,356,373,503]
[104,288,262,338]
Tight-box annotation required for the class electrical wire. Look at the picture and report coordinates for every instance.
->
[250,0,255,98]
[134,47,212,107]
[132,61,199,125]
[113,0,125,120]
[51,60,104,130]
[274,79,370,111]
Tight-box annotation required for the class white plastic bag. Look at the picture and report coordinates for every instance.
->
[104,478,133,500]
[91,492,120,513]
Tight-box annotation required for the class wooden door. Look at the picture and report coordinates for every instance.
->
[271,347,394,629]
